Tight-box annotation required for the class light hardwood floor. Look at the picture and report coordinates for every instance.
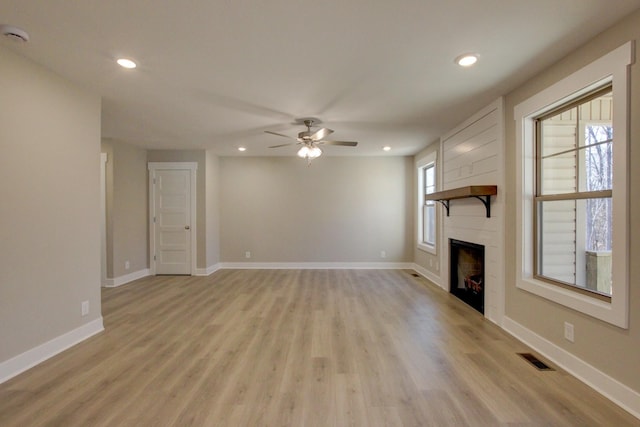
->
[0,269,637,426]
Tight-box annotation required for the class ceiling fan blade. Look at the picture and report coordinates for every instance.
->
[318,140,358,147]
[269,143,297,148]
[265,130,296,139]
[310,127,334,141]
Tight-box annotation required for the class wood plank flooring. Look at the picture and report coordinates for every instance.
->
[0,269,637,426]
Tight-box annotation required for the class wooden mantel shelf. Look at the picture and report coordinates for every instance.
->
[425,185,497,217]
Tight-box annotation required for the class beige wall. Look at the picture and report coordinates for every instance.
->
[219,156,413,262]
[0,46,102,361]
[413,142,440,277]
[102,140,149,278]
[147,150,207,269]
[504,11,640,392]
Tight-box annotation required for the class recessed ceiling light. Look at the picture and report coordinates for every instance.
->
[238,146,246,152]
[383,146,391,151]
[455,53,479,67]
[117,58,137,69]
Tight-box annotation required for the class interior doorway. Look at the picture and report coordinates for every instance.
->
[148,162,197,275]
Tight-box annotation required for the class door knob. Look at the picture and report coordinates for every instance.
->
[185,225,190,230]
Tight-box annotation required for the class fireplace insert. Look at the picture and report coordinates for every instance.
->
[450,239,484,314]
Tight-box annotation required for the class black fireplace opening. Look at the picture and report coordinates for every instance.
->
[450,239,485,314]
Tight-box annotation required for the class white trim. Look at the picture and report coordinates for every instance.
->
[514,41,632,328]
[147,162,199,171]
[148,162,198,276]
[218,262,414,270]
[103,268,151,288]
[100,153,108,287]
[503,316,640,421]
[417,151,438,254]
[495,97,506,326]
[194,264,223,276]
[416,242,437,254]
[0,318,104,384]
[411,263,444,289]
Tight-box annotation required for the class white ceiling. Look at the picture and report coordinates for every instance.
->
[2,1,639,156]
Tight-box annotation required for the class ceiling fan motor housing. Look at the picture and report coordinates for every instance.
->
[298,130,313,140]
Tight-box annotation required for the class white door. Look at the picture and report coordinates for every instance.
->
[153,169,192,275]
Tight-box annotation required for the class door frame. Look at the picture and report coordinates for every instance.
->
[101,152,108,286]
[148,162,198,275]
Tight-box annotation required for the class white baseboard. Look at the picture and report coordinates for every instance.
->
[218,262,414,270]
[195,263,223,276]
[411,263,444,289]
[503,316,640,420]
[0,318,104,384]
[103,268,150,288]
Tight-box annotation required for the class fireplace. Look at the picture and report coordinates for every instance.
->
[450,239,485,314]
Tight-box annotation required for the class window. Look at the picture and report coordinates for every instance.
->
[423,164,436,245]
[534,86,613,296]
[417,152,437,253]
[515,42,631,328]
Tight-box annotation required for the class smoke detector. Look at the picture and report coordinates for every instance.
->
[0,25,30,42]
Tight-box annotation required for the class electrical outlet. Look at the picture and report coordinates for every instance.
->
[380,250,386,259]
[125,260,130,270]
[245,251,251,259]
[81,301,89,317]
[435,262,439,271]
[564,322,574,342]
[429,258,433,267]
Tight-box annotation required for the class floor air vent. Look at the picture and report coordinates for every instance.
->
[518,353,554,371]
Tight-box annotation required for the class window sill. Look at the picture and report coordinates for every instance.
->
[516,275,625,328]
[417,242,436,255]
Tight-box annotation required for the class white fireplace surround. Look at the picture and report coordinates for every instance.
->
[438,99,505,325]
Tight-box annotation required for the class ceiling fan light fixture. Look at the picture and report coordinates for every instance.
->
[297,145,309,158]
[297,145,322,159]
[308,146,322,158]
[266,120,355,159]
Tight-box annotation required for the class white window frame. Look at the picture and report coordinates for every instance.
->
[514,42,632,328]
[417,151,437,254]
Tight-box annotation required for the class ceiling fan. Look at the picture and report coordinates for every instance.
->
[265,119,357,162]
